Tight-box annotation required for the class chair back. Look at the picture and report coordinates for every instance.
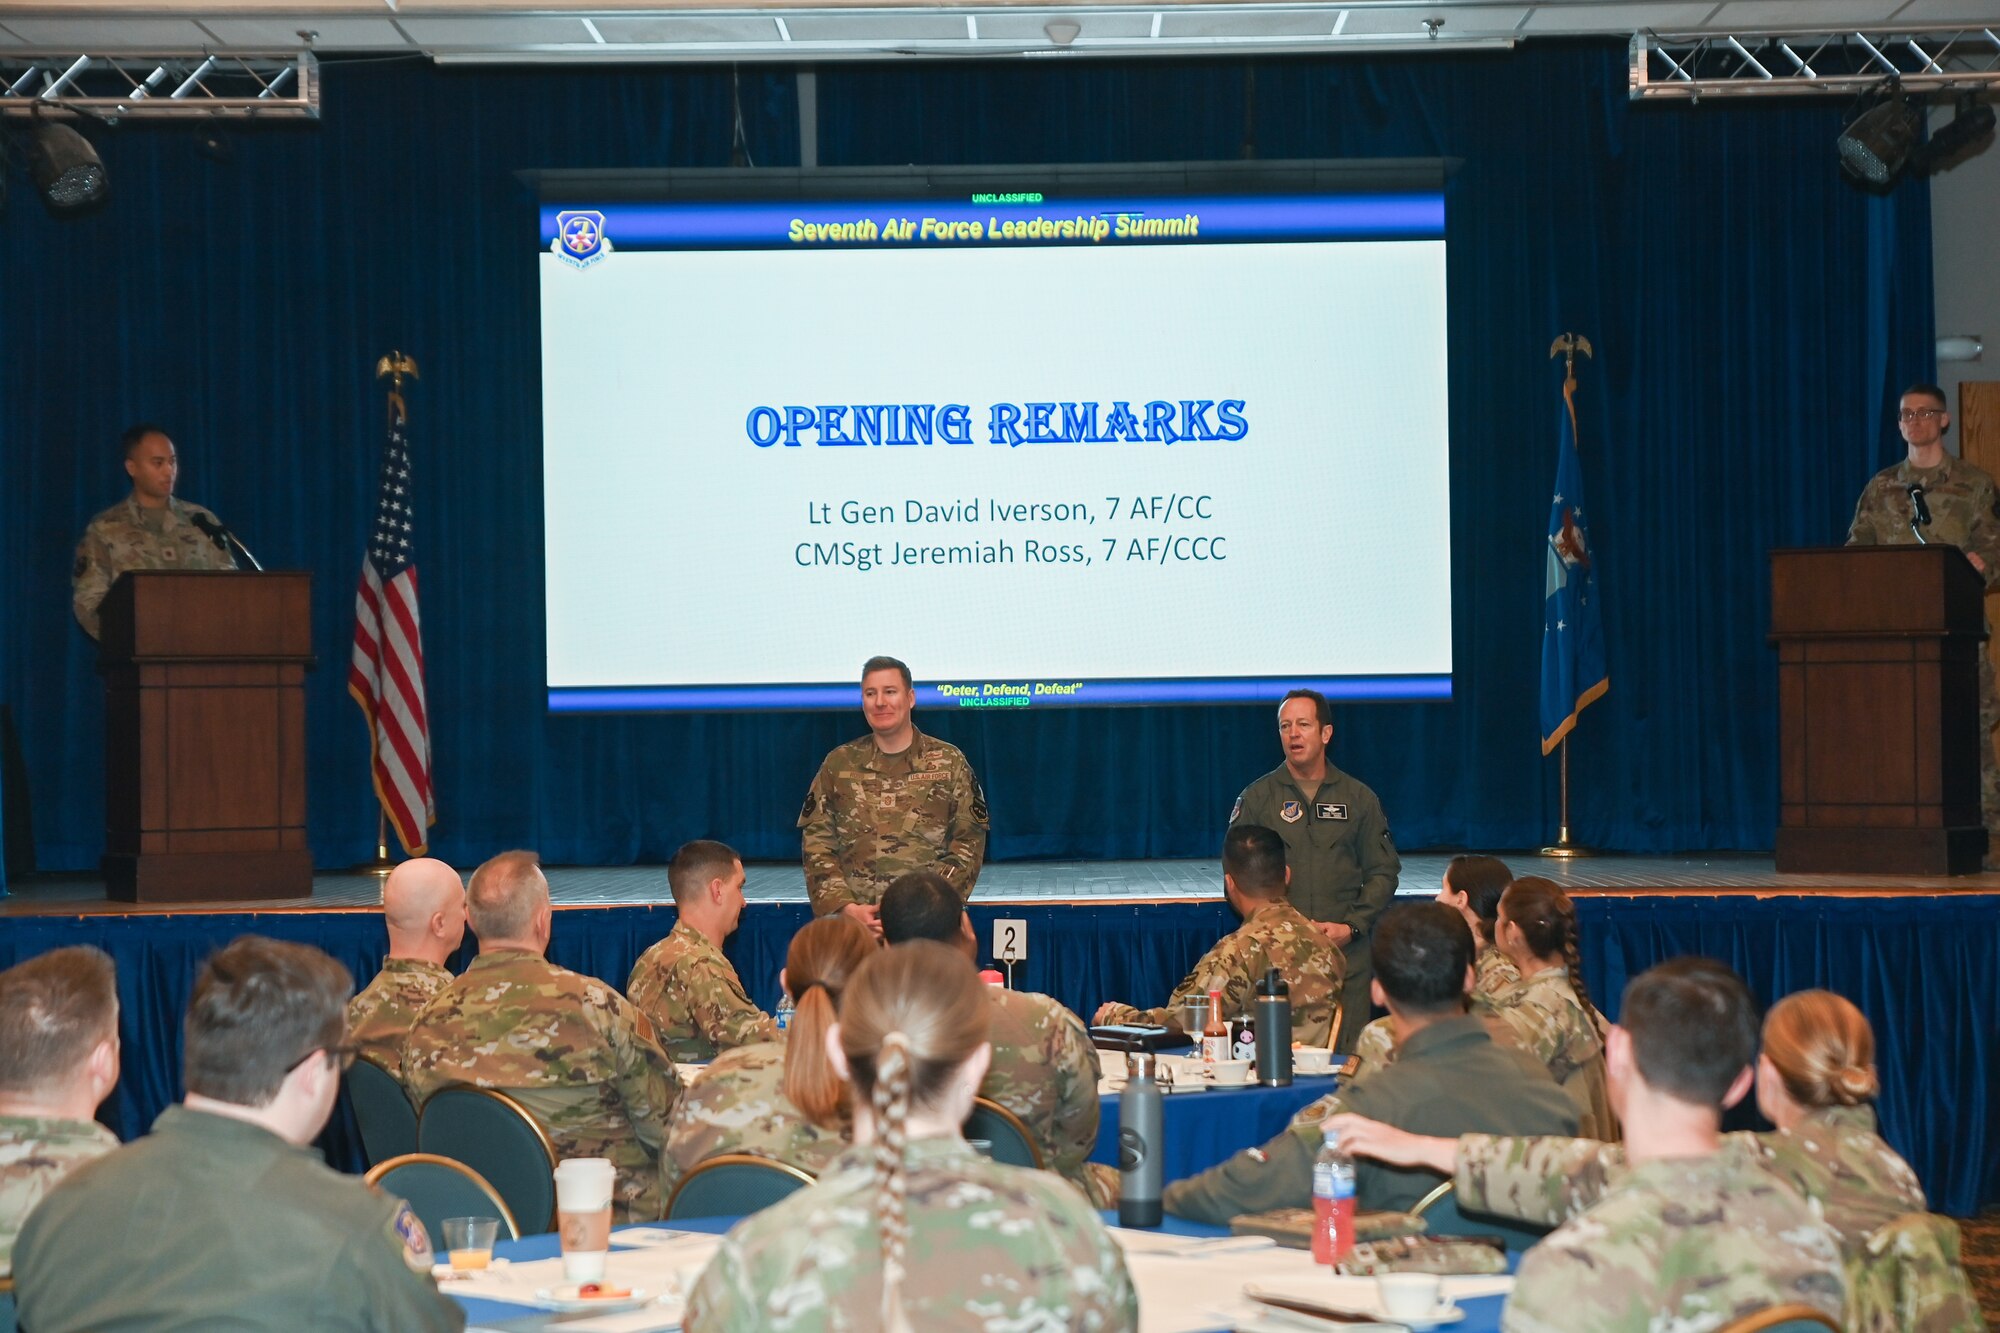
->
[1713,1305,1840,1333]
[364,1153,522,1247]
[665,1154,815,1220]
[1408,1178,1552,1254]
[962,1097,1044,1170]
[1849,1211,1984,1333]
[417,1084,559,1232]
[344,1054,419,1168]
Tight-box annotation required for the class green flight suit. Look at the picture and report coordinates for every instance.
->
[1231,762,1400,1050]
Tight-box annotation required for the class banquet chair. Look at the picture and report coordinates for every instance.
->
[665,1154,815,1220]
[366,1153,521,1247]
[962,1097,1044,1170]
[344,1053,418,1168]
[1408,1178,1551,1254]
[1714,1306,1840,1333]
[417,1084,559,1232]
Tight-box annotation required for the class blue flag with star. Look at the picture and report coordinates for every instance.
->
[1540,370,1608,753]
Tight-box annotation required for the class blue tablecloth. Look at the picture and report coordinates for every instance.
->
[1093,1074,1340,1184]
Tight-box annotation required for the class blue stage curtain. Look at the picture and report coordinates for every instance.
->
[0,44,1933,871]
[6,894,1992,1212]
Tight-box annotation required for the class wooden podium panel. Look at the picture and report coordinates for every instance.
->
[1771,547,1987,875]
[98,571,315,901]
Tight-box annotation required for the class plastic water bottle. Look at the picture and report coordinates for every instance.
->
[1311,1125,1357,1266]
[773,985,794,1033]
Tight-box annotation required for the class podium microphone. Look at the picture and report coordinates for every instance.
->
[1907,485,1932,545]
[190,512,265,571]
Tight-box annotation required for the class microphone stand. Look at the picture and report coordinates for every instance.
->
[223,531,265,572]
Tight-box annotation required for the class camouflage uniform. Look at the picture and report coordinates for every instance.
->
[685,1135,1138,1331]
[348,956,454,1082]
[402,948,682,1221]
[71,495,236,638]
[1459,1108,1976,1332]
[13,1105,463,1332]
[1230,765,1399,1051]
[981,986,1115,1207]
[661,1042,848,1201]
[1347,944,1520,1081]
[627,921,778,1064]
[0,1114,118,1277]
[1163,1014,1576,1224]
[1096,898,1344,1047]
[1482,967,1615,1140]
[1848,452,2000,836]
[1501,1137,1846,1333]
[798,730,989,913]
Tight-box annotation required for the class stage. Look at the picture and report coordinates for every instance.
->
[2,854,1995,1214]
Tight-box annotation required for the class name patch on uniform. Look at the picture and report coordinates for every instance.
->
[1314,803,1349,821]
[1280,801,1304,824]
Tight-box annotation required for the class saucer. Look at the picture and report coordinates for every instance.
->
[534,1285,654,1313]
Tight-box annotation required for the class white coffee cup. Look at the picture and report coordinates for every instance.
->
[1376,1272,1446,1319]
[553,1157,616,1282]
[1294,1047,1334,1074]
[1209,1058,1253,1086]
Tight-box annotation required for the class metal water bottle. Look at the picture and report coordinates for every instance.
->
[1118,1051,1164,1227]
[1255,967,1293,1086]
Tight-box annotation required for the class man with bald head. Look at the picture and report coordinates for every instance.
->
[402,851,682,1220]
[349,858,467,1081]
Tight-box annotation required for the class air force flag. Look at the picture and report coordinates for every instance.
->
[1540,368,1608,753]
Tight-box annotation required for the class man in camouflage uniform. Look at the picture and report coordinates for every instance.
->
[798,655,988,936]
[349,857,466,1080]
[71,424,238,638]
[880,871,1113,1206]
[1230,689,1399,1051]
[1848,382,2000,864]
[0,947,121,1278]
[627,840,777,1063]
[1095,824,1344,1047]
[685,1134,1137,1329]
[1161,903,1574,1226]
[14,937,463,1333]
[403,850,682,1221]
[1330,958,1848,1332]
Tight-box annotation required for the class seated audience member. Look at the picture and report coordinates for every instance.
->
[348,856,466,1079]
[1343,987,1975,1332]
[686,941,1137,1331]
[403,850,682,1221]
[1161,902,1576,1225]
[1483,877,1615,1138]
[1095,824,1343,1045]
[0,947,121,1277]
[14,936,463,1332]
[628,840,778,1064]
[880,871,1114,1206]
[662,915,875,1199]
[1351,854,1518,1076]
[1331,959,1848,1332]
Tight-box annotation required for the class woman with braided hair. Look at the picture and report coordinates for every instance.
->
[660,914,876,1200]
[1488,875,1617,1139]
[687,940,1137,1331]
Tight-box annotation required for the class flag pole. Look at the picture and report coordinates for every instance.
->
[352,350,420,878]
[1542,332,1596,860]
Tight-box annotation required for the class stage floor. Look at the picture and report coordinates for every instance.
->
[6,852,1999,915]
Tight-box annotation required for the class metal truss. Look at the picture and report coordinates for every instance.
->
[0,51,317,119]
[1631,29,2000,100]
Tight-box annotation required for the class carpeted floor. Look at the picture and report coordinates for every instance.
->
[1962,1208,1999,1326]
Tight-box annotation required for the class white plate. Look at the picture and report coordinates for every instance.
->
[534,1285,653,1313]
[1244,1284,1465,1330]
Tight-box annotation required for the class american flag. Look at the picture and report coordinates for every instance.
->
[348,394,435,855]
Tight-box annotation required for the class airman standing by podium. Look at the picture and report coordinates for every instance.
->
[71,424,235,639]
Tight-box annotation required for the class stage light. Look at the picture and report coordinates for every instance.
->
[1837,85,1919,186]
[1044,19,1081,45]
[26,122,106,210]
[1914,94,1996,177]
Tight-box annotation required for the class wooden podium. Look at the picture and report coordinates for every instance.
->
[98,571,315,902]
[1771,547,1987,875]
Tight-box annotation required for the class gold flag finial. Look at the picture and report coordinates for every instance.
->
[375,351,419,426]
[1548,333,1593,386]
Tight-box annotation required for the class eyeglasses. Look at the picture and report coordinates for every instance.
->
[287,1041,359,1075]
[1899,408,1945,422]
